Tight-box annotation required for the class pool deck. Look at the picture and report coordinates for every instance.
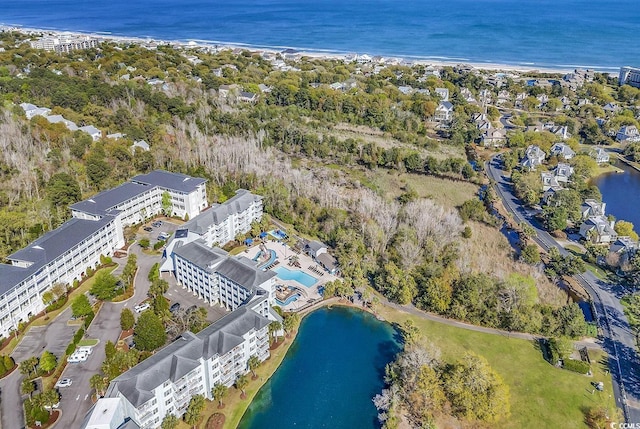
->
[245,240,338,312]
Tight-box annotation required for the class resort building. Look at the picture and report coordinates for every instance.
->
[0,170,207,338]
[171,240,276,311]
[30,35,99,53]
[619,66,640,89]
[82,306,272,429]
[180,189,263,248]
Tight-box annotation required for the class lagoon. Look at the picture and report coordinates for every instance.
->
[593,162,640,229]
[237,306,401,429]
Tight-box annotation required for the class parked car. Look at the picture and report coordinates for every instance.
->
[143,227,153,232]
[152,220,163,227]
[134,302,150,313]
[77,346,93,355]
[68,350,89,363]
[55,378,73,388]
[157,232,170,241]
[169,302,180,313]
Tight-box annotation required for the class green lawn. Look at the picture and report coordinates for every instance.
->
[377,305,620,428]
[77,339,99,347]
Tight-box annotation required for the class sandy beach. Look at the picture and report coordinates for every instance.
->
[1,24,583,75]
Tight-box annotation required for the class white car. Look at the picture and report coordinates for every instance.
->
[55,378,72,388]
[68,351,89,363]
[134,302,150,313]
[77,346,93,355]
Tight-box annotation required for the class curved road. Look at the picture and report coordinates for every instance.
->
[486,156,640,423]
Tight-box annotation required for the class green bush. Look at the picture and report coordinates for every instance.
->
[65,343,75,355]
[73,327,85,344]
[4,355,14,370]
[84,311,95,329]
[563,359,590,374]
[153,240,165,250]
[100,254,113,266]
[45,296,68,312]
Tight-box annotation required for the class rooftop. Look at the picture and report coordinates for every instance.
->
[183,189,261,234]
[70,182,151,216]
[132,170,206,193]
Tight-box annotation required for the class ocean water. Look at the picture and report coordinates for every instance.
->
[2,0,639,70]
[237,307,401,429]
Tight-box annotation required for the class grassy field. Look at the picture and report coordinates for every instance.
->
[377,305,620,429]
[370,170,479,208]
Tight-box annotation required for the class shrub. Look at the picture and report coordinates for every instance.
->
[73,327,85,344]
[84,311,95,329]
[563,359,590,374]
[100,254,113,266]
[4,355,14,370]
[65,343,75,356]
[153,240,165,250]
[462,226,472,238]
[45,296,68,312]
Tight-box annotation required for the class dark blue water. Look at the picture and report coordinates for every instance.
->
[2,0,639,70]
[593,162,640,229]
[237,307,401,429]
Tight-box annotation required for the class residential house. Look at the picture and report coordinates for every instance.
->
[616,125,640,142]
[257,84,272,93]
[19,103,51,119]
[238,91,258,103]
[541,172,561,192]
[131,140,150,152]
[590,148,610,164]
[619,66,640,89]
[460,88,476,103]
[497,90,511,105]
[580,216,617,244]
[398,86,413,95]
[435,87,450,101]
[549,142,576,159]
[607,236,638,268]
[521,145,546,170]
[481,128,506,147]
[603,102,621,114]
[552,163,574,184]
[581,199,606,219]
[537,94,549,108]
[46,114,78,131]
[434,101,454,122]
[79,125,102,141]
[106,132,126,140]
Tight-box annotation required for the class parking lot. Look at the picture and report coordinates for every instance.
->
[12,307,78,363]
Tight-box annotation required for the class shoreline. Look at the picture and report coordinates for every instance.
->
[1,23,619,75]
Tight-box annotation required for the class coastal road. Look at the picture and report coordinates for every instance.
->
[486,156,640,423]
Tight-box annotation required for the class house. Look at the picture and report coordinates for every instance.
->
[541,172,561,192]
[479,89,492,104]
[398,86,413,95]
[304,240,328,258]
[549,125,571,140]
[590,148,610,164]
[481,128,506,147]
[317,253,339,275]
[218,84,239,97]
[607,236,638,268]
[471,113,488,123]
[521,145,546,170]
[106,132,125,140]
[79,125,102,141]
[559,96,572,109]
[238,91,258,103]
[619,66,640,89]
[131,140,150,152]
[258,83,272,93]
[46,114,78,131]
[552,163,574,184]
[580,216,617,244]
[147,78,165,86]
[329,82,345,91]
[603,102,621,114]
[497,90,511,104]
[435,87,450,101]
[19,103,51,119]
[537,94,549,107]
[434,101,454,122]
[616,125,640,142]
[460,88,476,103]
[549,142,576,160]
[477,120,492,131]
[581,199,606,219]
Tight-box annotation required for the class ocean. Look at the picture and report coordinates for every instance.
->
[2,0,638,71]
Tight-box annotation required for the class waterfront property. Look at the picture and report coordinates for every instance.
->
[619,66,640,89]
[82,306,272,429]
[274,267,317,288]
[0,170,207,338]
[29,35,99,52]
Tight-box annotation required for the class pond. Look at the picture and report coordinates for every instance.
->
[237,306,401,429]
[592,161,640,229]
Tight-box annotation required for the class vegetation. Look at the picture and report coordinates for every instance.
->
[90,271,120,300]
[133,310,166,351]
[120,308,135,331]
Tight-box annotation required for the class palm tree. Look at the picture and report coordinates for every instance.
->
[235,374,249,398]
[212,382,228,408]
[268,321,282,344]
[247,355,261,379]
[40,389,60,415]
[90,373,109,398]
[21,379,35,399]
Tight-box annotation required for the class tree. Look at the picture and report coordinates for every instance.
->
[268,321,282,343]
[161,414,179,429]
[282,313,299,336]
[90,374,109,398]
[149,278,169,298]
[40,389,60,415]
[19,356,39,378]
[133,311,166,351]
[183,394,205,428]
[120,308,135,331]
[615,220,639,241]
[139,238,150,249]
[148,263,160,283]
[161,191,172,215]
[235,374,249,397]
[71,294,93,318]
[105,340,117,360]
[121,254,138,288]
[399,319,420,346]
[443,352,510,422]
[42,291,55,309]
[520,244,541,264]
[39,351,57,374]
[247,355,261,379]
[542,206,567,231]
[46,172,82,209]
[21,379,36,398]
[212,383,228,407]
[90,271,120,300]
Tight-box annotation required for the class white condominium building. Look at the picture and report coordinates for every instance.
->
[0,170,208,338]
[619,66,640,89]
[82,306,271,429]
[30,36,99,53]
[172,240,276,311]
[182,189,263,247]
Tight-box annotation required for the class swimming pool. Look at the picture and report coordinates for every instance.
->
[274,267,317,287]
[275,294,300,306]
[268,229,287,240]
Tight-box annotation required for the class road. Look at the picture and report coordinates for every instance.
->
[486,155,640,423]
